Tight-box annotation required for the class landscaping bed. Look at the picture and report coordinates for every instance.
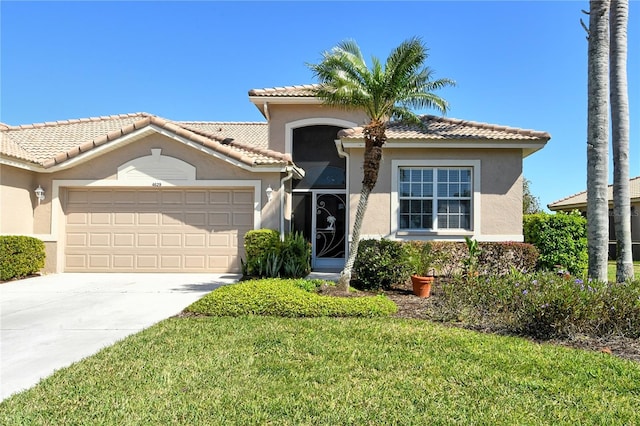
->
[356,278,640,363]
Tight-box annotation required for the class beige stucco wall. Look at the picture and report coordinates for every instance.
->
[266,104,367,154]
[0,164,36,234]
[5,133,284,273]
[346,147,523,240]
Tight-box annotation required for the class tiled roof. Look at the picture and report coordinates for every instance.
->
[248,84,319,97]
[338,115,551,141]
[0,113,289,169]
[548,176,640,209]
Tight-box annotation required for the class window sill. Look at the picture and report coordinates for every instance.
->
[395,229,474,239]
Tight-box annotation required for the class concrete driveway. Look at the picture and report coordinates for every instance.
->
[0,273,239,401]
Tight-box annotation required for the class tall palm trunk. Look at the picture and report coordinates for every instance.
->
[610,0,633,282]
[586,0,610,281]
[338,121,386,290]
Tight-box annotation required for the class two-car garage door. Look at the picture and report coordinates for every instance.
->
[64,188,254,272]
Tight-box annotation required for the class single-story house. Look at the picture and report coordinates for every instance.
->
[548,177,640,260]
[0,84,550,274]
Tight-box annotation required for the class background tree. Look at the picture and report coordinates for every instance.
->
[610,0,633,282]
[585,0,611,281]
[308,37,454,290]
[523,177,542,214]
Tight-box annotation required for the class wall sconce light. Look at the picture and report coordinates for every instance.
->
[265,185,273,202]
[35,185,45,205]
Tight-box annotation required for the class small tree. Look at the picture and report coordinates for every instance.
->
[523,177,542,214]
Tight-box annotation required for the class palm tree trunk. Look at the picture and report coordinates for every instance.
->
[610,0,633,282]
[337,120,387,291]
[337,185,371,290]
[586,0,610,281]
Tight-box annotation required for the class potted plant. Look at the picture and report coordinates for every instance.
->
[406,242,437,298]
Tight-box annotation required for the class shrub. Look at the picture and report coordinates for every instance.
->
[524,211,588,275]
[242,230,311,279]
[352,239,410,290]
[0,236,46,281]
[434,272,640,340]
[242,229,281,277]
[280,231,311,278]
[185,278,397,317]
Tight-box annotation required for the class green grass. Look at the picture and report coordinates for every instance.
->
[607,261,640,282]
[2,316,639,425]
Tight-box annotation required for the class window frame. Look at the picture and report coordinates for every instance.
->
[391,159,481,238]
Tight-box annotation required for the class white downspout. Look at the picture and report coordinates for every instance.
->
[280,167,294,241]
[334,138,350,254]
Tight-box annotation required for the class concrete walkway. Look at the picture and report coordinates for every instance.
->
[0,273,239,401]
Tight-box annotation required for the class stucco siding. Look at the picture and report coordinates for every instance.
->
[0,165,35,234]
[346,147,523,240]
[266,104,366,154]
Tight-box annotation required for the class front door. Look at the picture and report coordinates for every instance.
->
[292,191,346,269]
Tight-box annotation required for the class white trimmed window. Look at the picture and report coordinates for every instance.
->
[391,160,480,237]
[399,167,472,230]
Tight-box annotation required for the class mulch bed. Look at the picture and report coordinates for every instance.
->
[321,280,640,363]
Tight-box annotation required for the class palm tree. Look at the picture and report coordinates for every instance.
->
[586,0,610,281]
[308,37,454,290]
[610,0,634,282]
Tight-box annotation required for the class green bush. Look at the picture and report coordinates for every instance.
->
[0,236,46,281]
[242,229,281,278]
[242,230,311,279]
[185,278,397,317]
[434,272,640,340]
[524,211,588,275]
[353,239,410,290]
[280,231,311,278]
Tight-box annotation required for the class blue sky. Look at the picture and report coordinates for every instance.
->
[1,1,638,210]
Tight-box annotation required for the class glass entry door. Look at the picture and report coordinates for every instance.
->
[292,191,346,269]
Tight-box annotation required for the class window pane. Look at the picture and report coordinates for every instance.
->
[437,214,447,228]
[423,183,433,197]
[400,200,410,214]
[424,169,433,182]
[438,200,448,214]
[422,200,433,215]
[411,215,422,229]
[399,215,409,229]
[449,201,460,213]
[449,169,459,182]
[411,169,422,181]
[400,183,411,197]
[460,201,470,214]
[449,215,460,228]
[461,183,471,197]
[460,169,471,182]
[437,169,448,182]
[410,200,422,213]
[400,168,410,182]
[411,183,422,197]
[422,214,432,229]
[437,183,448,197]
[461,215,470,230]
[449,183,459,197]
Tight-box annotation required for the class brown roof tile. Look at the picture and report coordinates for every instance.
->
[0,113,286,169]
[548,176,640,209]
[338,115,551,142]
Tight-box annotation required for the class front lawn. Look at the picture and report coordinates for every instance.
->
[1,316,639,425]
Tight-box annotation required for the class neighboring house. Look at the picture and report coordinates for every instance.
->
[0,84,550,274]
[548,177,640,260]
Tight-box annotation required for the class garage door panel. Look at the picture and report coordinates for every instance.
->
[64,188,253,272]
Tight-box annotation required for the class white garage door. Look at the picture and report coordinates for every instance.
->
[64,188,254,272]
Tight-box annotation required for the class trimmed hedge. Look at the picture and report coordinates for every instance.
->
[185,278,397,318]
[524,211,588,275]
[0,236,46,281]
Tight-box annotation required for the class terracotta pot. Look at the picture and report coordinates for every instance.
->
[411,275,434,298]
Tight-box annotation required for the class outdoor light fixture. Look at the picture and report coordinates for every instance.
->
[265,185,273,202]
[35,185,45,204]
